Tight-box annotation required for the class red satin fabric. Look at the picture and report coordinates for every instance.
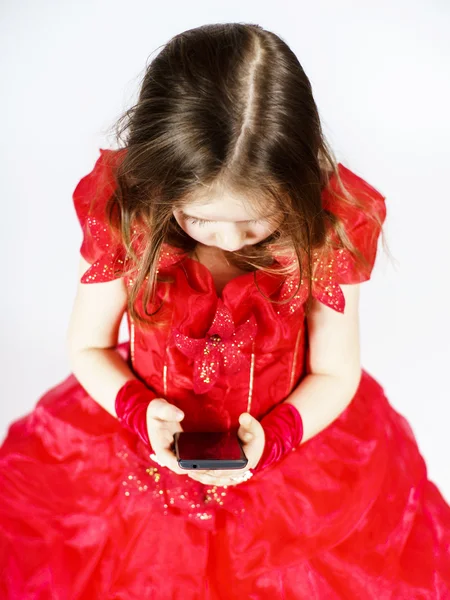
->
[1,149,449,599]
[114,378,157,451]
[250,402,304,474]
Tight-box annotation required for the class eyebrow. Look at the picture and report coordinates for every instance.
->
[180,209,278,223]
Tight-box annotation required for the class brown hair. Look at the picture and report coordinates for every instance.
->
[101,22,390,330]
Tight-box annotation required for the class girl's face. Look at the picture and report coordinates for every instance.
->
[173,194,281,252]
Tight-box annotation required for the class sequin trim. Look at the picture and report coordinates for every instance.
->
[130,317,135,368]
[115,442,249,526]
[288,326,302,394]
[163,363,168,396]
[246,341,255,414]
[272,249,349,315]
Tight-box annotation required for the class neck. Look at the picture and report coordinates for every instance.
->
[193,244,232,265]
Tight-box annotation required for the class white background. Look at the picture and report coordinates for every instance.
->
[1,1,449,501]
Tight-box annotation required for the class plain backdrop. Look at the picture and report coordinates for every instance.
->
[1,1,449,501]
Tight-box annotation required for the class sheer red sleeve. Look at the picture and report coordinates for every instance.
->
[275,164,387,315]
[322,163,387,285]
[72,148,127,284]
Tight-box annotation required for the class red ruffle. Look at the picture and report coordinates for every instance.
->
[1,346,449,597]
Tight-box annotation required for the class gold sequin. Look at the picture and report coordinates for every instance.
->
[288,326,303,395]
[130,318,135,367]
[246,340,255,413]
[163,363,168,396]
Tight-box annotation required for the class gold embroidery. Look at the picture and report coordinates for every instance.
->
[130,317,135,368]
[246,340,256,414]
[163,363,168,397]
[130,315,256,413]
[288,327,302,394]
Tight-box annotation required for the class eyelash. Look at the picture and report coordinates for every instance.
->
[187,217,261,227]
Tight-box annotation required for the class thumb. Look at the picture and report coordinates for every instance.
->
[238,413,259,440]
[150,399,184,422]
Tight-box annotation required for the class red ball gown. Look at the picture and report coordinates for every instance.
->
[1,149,449,599]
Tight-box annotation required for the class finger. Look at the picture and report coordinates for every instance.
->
[188,469,248,486]
[187,472,209,484]
[147,399,184,423]
[240,412,263,433]
[157,447,188,475]
[203,469,246,478]
[187,472,214,484]
[187,470,223,482]
[148,431,174,457]
[188,472,232,486]
[151,428,174,446]
[238,412,260,442]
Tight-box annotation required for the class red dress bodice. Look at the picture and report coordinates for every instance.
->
[73,148,387,435]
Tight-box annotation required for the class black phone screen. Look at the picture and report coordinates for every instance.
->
[173,431,248,470]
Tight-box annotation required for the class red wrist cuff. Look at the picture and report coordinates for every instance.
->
[250,402,304,474]
[115,379,157,451]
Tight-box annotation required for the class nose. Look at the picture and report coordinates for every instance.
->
[216,225,245,252]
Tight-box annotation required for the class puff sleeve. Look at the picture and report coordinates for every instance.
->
[72,148,128,283]
[275,164,387,316]
[321,162,387,286]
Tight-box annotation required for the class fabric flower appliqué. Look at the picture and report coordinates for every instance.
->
[172,300,258,394]
[271,247,351,316]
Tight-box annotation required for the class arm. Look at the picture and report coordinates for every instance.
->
[66,255,138,418]
[284,282,362,444]
[67,256,187,474]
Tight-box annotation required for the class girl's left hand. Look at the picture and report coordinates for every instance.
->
[187,413,265,487]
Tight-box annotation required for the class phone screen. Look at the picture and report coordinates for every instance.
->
[177,431,242,460]
[174,431,248,470]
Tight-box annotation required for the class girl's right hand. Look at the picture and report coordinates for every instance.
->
[146,398,188,475]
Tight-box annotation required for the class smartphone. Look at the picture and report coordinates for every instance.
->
[173,431,248,470]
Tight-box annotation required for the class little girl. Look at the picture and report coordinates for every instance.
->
[1,22,449,600]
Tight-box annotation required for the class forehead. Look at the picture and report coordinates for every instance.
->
[180,191,275,222]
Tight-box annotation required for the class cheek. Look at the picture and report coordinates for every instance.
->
[183,223,214,243]
[251,223,277,240]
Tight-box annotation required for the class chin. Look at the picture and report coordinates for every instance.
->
[196,240,258,252]
[220,244,249,252]
[221,246,245,252]
[198,241,244,251]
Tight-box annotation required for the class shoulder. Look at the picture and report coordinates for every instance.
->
[322,162,387,223]
[72,148,128,283]
[72,147,183,283]
[273,162,387,314]
[320,162,387,285]
[72,148,127,224]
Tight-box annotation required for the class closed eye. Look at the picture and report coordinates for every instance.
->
[186,216,261,227]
